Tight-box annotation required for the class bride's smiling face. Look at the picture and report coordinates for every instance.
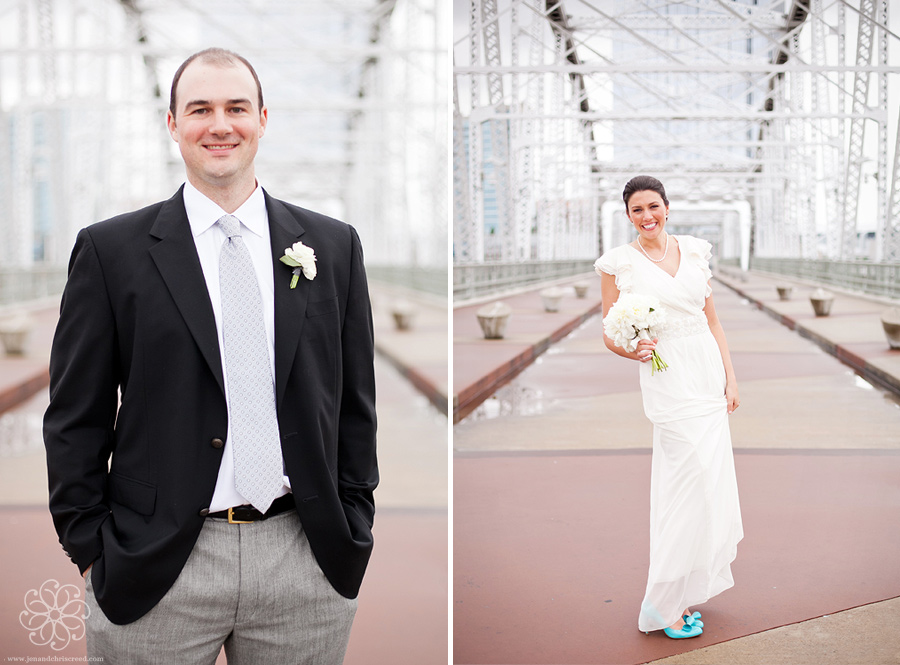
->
[626,190,668,240]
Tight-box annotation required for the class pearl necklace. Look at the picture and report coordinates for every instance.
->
[637,233,669,263]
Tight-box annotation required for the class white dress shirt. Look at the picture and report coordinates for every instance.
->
[183,180,290,512]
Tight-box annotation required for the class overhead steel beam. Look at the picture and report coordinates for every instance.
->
[886,102,900,262]
[840,0,876,259]
[454,63,892,74]
[468,110,887,121]
[479,0,505,106]
[0,45,443,57]
[594,163,785,172]
[455,0,900,266]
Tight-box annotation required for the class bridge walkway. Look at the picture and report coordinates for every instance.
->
[453,270,900,664]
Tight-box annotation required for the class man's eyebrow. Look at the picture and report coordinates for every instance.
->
[183,98,253,108]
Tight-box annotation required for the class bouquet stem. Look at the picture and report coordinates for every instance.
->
[650,350,668,375]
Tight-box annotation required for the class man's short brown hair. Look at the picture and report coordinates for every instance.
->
[169,48,264,117]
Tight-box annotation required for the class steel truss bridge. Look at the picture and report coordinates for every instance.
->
[0,0,446,299]
[453,0,900,298]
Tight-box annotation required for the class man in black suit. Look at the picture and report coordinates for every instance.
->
[43,48,377,663]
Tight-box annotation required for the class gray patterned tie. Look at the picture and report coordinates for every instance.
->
[217,214,282,513]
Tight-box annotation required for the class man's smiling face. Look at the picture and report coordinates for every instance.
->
[167,58,267,196]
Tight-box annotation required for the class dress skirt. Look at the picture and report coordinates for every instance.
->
[637,325,743,633]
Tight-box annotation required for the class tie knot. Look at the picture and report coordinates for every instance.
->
[217,215,242,239]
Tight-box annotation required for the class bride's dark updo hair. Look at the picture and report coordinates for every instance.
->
[623,175,668,208]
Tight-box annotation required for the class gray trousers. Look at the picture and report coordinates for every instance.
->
[85,510,357,665]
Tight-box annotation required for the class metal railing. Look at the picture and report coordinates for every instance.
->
[365,265,448,298]
[1,265,449,305]
[749,258,900,300]
[453,260,596,300]
[0,268,67,306]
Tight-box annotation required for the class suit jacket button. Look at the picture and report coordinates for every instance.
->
[198,508,210,517]
[210,438,224,449]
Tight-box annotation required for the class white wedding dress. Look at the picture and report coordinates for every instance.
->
[595,235,743,632]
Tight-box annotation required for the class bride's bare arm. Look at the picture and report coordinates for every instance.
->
[600,272,656,363]
[702,290,740,413]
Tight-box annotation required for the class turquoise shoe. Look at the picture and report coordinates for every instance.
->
[663,623,703,639]
[683,611,704,629]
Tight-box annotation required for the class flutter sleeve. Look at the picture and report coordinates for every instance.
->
[594,246,634,294]
[683,235,713,298]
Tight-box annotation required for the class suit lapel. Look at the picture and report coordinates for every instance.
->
[266,192,307,410]
[148,188,225,396]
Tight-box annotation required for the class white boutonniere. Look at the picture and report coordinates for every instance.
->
[279,241,317,289]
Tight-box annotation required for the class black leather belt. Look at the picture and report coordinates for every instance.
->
[208,494,295,524]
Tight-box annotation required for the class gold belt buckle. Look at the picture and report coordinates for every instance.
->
[227,507,253,524]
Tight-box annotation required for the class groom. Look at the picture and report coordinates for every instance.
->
[43,48,377,663]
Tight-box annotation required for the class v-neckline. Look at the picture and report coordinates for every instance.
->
[628,237,682,279]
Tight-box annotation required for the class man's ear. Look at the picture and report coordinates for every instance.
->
[258,106,268,139]
[166,110,179,142]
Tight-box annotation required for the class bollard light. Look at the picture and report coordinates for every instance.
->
[880,308,900,350]
[809,288,834,317]
[476,302,511,339]
[391,300,417,331]
[540,288,564,312]
[0,311,34,356]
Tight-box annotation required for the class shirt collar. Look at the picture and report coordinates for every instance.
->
[183,180,268,239]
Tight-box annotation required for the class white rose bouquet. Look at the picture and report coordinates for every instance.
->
[603,293,669,374]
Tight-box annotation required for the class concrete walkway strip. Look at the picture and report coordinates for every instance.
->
[370,282,449,415]
[647,596,900,665]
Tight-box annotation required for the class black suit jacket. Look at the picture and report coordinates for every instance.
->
[43,187,378,625]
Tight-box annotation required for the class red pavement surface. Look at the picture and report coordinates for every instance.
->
[454,276,601,422]
[0,506,447,664]
[454,451,900,664]
[346,509,448,664]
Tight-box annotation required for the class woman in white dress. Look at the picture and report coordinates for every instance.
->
[594,176,743,640]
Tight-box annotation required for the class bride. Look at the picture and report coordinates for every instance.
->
[594,175,744,640]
